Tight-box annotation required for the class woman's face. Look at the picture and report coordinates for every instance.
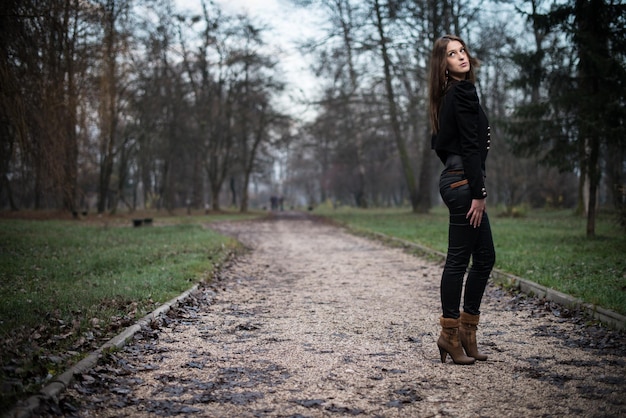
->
[446,40,470,80]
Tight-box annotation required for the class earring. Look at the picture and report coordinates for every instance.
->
[445,69,449,77]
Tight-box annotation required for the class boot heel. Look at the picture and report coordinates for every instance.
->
[438,346,448,363]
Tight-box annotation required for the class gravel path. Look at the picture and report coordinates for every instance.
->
[53,213,624,417]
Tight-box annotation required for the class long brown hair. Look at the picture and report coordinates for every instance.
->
[428,35,478,134]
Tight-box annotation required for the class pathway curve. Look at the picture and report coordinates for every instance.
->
[55,213,625,417]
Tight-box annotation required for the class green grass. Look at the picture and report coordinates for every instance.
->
[0,219,239,334]
[316,206,626,317]
[0,210,262,410]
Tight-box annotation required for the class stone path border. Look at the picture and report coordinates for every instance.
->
[7,285,201,418]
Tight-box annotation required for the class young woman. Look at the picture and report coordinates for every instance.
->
[428,35,496,365]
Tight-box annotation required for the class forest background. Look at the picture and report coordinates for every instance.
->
[1,0,625,237]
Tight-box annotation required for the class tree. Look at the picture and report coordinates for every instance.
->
[293,0,373,208]
[94,0,132,213]
[573,0,626,235]
[372,0,420,212]
[509,0,626,236]
[230,21,286,212]
[0,0,86,212]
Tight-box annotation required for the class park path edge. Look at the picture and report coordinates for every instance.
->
[5,285,201,418]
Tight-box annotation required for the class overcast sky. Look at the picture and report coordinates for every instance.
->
[175,0,324,121]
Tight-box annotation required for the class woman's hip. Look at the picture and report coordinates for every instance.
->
[439,173,471,213]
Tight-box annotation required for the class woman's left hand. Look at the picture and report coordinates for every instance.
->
[467,199,486,228]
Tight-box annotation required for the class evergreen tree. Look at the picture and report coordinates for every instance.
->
[508,0,626,236]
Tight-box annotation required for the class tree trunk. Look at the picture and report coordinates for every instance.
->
[586,135,600,237]
[373,0,419,212]
[415,142,431,213]
[240,174,249,213]
[98,1,120,214]
[230,176,238,208]
[339,0,367,208]
[210,179,222,211]
[240,113,268,213]
[575,0,609,237]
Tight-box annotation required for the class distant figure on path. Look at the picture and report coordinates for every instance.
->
[428,34,496,365]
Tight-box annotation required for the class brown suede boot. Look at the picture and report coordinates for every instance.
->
[459,312,488,361]
[437,316,475,365]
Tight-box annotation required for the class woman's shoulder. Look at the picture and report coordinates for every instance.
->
[447,80,478,105]
[448,80,477,95]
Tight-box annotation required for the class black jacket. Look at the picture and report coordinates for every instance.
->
[431,80,490,199]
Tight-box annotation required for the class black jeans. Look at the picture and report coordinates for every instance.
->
[439,169,495,319]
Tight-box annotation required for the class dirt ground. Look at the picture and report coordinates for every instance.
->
[44,212,625,417]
